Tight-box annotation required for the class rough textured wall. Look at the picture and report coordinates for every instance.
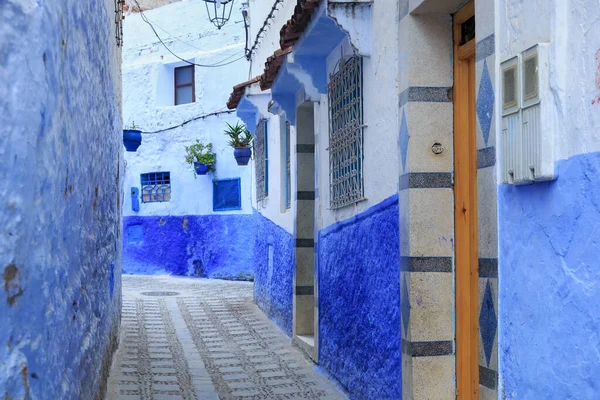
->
[0,1,122,399]
[123,215,255,279]
[498,153,600,398]
[497,1,600,397]
[253,211,294,337]
[318,196,401,399]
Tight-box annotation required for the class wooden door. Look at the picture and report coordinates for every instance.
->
[453,1,479,399]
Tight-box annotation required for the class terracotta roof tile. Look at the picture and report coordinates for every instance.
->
[226,76,261,110]
[280,0,321,50]
[225,0,321,108]
[259,47,292,91]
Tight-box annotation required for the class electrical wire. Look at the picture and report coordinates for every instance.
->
[245,0,284,59]
[143,110,236,134]
[133,0,247,68]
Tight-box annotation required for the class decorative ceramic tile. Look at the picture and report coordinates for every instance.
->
[400,109,410,172]
[476,60,494,146]
[479,279,497,366]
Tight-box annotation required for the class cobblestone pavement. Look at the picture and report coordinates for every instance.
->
[106,275,346,400]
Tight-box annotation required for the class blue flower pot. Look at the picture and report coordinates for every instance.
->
[194,162,209,175]
[123,129,142,152]
[234,147,252,166]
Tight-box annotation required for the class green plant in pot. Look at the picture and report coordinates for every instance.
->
[185,140,216,176]
[224,122,253,165]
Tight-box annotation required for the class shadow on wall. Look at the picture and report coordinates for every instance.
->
[123,215,256,281]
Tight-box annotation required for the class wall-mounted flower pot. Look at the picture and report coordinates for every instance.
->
[234,147,252,166]
[123,129,142,152]
[194,162,209,175]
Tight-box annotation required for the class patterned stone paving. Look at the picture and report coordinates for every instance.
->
[106,275,346,400]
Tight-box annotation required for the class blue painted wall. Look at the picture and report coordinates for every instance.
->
[499,152,600,398]
[123,215,256,280]
[318,195,401,399]
[0,1,122,398]
[253,211,295,337]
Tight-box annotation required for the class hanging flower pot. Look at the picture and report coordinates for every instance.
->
[123,123,143,152]
[185,140,217,178]
[194,162,210,175]
[234,147,252,166]
[224,122,253,166]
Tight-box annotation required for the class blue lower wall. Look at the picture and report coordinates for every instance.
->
[123,215,255,280]
[253,211,294,337]
[499,152,600,398]
[318,195,401,399]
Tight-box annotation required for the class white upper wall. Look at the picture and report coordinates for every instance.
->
[496,0,600,159]
[122,0,252,217]
[247,0,297,78]
[247,0,400,231]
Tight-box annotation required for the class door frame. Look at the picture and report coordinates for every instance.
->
[453,1,479,398]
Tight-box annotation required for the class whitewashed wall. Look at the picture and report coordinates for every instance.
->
[250,113,297,233]
[122,0,252,217]
[495,0,600,162]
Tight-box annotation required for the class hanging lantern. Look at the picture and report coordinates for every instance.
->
[203,0,234,29]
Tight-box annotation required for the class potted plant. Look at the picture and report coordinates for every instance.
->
[123,122,143,152]
[224,122,253,165]
[185,140,216,176]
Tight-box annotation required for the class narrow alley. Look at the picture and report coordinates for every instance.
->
[106,276,345,400]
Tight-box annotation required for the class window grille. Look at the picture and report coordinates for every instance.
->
[285,121,291,209]
[328,55,364,209]
[213,178,242,211]
[141,172,171,203]
[254,119,268,202]
[115,0,125,47]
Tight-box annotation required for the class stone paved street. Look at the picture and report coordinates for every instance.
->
[106,275,346,400]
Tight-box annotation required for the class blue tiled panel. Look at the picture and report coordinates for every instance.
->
[476,60,494,146]
[499,152,600,398]
[479,279,496,366]
[401,275,411,335]
[400,109,409,171]
[318,195,401,399]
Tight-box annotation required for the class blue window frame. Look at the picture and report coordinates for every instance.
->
[141,172,171,203]
[213,178,242,211]
[285,121,291,209]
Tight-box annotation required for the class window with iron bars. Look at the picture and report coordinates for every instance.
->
[141,172,171,203]
[254,120,268,202]
[328,55,364,209]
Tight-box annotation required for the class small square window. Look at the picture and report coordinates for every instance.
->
[213,178,242,211]
[174,65,195,105]
[141,172,171,203]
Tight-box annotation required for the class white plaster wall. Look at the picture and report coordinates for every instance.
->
[247,0,297,79]
[317,0,400,229]
[244,0,298,234]
[122,1,252,216]
[496,0,600,161]
[251,113,296,234]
